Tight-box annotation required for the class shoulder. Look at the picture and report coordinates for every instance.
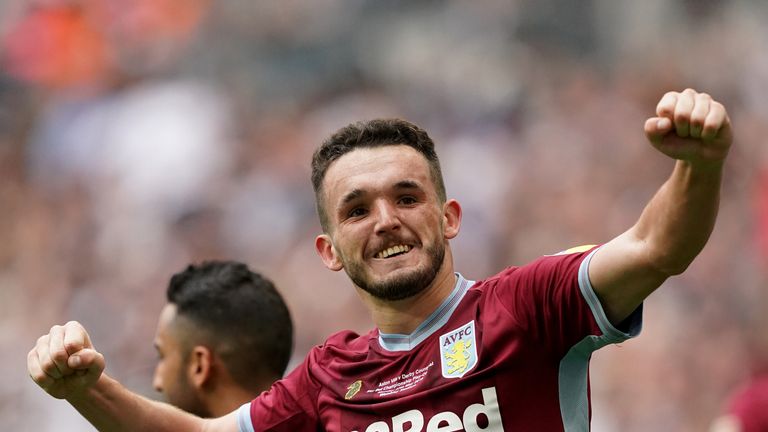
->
[468,245,598,298]
[497,245,598,280]
[309,328,374,364]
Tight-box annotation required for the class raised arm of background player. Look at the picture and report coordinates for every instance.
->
[27,321,238,432]
[588,88,733,325]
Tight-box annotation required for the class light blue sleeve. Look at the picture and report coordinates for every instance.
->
[237,402,255,432]
[559,247,644,431]
[577,247,643,341]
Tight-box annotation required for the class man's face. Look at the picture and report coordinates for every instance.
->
[152,304,208,416]
[316,145,458,300]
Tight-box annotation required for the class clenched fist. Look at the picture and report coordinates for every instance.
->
[27,321,105,400]
[645,88,733,165]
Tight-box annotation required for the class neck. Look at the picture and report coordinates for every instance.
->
[204,381,267,418]
[361,252,457,335]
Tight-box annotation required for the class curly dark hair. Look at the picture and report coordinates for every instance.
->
[311,118,447,232]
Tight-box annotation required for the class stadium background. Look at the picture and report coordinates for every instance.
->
[1,1,767,430]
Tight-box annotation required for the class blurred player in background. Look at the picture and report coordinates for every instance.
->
[711,374,768,432]
[28,88,733,431]
[153,261,293,417]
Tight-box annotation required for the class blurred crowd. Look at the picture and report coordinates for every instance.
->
[1,1,768,430]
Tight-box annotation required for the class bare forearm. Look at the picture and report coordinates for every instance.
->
[632,159,723,275]
[591,159,724,324]
[589,89,732,324]
[28,322,237,431]
[68,374,204,432]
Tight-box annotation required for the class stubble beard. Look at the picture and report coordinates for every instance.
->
[344,241,446,301]
[170,356,210,418]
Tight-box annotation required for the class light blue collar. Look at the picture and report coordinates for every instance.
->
[378,273,475,352]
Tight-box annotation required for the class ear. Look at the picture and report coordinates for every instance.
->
[315,234,343,271]
[442,199,462,240]
[187,345,213,389]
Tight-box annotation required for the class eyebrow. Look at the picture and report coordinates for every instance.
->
[340,188,366,207]
[393,180,421,191]
[339,180,423,207]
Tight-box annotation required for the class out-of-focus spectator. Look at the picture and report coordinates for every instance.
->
[2,3,110,89]
[711,375,768,432]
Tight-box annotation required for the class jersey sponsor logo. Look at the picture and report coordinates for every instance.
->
[351,386,504,432]
[439,320,478,379]
[346,380,363,400]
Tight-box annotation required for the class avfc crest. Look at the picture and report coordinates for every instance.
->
[439,321,478,379]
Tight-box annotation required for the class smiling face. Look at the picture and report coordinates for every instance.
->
[315,145,460,301]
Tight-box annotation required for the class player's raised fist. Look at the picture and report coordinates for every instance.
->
[644,88,732,165]
[27,321,105,400]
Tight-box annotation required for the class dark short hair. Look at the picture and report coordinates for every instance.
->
[167,261,293,390]
[311,118,447,232]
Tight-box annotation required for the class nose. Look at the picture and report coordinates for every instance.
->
[152,366,163,393]
[373,200,400,234]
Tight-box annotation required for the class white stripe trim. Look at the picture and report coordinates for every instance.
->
[559,248,643,431]
[577,248,643,339]
[378,273,474,352]
[237,402,255,432]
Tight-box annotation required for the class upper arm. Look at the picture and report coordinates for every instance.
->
[588,229,669,325]
[202,410,241,432]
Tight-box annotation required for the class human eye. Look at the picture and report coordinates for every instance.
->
[398,196,418,205]
[348,207,367,218]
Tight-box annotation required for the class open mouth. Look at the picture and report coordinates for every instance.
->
[375,244,412,259]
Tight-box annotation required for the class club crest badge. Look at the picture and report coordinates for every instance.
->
[439,321,478,379]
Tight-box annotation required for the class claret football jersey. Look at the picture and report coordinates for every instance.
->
[238,246,642,432]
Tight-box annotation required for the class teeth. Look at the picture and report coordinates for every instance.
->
[376,244,411,259]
